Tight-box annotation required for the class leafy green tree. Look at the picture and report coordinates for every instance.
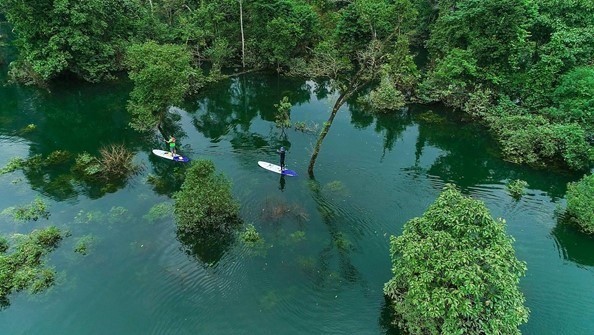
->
[0,0,140,84]
[173,159,241,235]
[125,41,197,132]
[549,66,594,133]
[384,184,529,335]
[274,96,292,130]
[566,174,594,235]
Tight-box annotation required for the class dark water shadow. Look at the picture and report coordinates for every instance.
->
[177,229,235,267]
[552,212,594,268]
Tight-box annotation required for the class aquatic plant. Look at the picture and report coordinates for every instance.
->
[507,179,528,200]
[7,198,51,222]
[384,184,528,334]
[293,121,318,134]
[239,224,262,244]
[0,157,25,175]
[73,152,103,179]
[44,150,72,166]
[289,230,306,243]
[143,202,173,224]
[173,159,241,234]
[274,96,292,130]
[20,124,36,133]
[74,235,96,255]
[99,144,140,180]
[0,226,63,309]
[566,174,594,235]
[261,198,310,222]
[73,209,105,225]
[108,206,130,224]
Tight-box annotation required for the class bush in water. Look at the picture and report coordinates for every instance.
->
[566,174,594,235]
[173,159,240,235]
[384,184,528,335]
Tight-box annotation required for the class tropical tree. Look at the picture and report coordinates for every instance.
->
[125,41,197,132]
[566,174,594,235]
[384,184,529,335]
[0,0,139,84]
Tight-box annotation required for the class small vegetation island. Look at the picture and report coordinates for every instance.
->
[0,0,593,334]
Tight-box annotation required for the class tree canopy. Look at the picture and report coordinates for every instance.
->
[384,184,529,334]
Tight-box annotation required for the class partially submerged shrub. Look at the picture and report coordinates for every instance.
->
[0,226,63,309]
[173,159,240,234]
[239,224,264,248]
[44,150,72,166]
[566,174,594,235]
[507,179,528,200]
[73,145,140,182]
[99,144,140,180]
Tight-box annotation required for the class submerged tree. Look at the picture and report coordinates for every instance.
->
[0,226,63,309]
[173,159,241,234]
[384,184,529,334]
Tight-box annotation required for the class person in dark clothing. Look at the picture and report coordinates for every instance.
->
[277,146,286,171]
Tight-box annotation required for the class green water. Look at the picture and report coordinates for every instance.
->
[1,69,594,334]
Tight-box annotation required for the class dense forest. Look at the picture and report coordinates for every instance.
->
[1,0,594,333]
[0,0,592,172]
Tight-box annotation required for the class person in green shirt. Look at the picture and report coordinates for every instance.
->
[165,135,176,156]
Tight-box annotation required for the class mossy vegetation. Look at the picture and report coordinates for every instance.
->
[0,226,63,309]
[565,174,594,235]
[3,198,50,222]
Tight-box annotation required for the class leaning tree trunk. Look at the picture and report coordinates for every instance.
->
[308,91,352,178]
[308,80,368,178]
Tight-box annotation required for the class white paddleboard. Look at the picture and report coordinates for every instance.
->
[258,161,297,176]
[152,149,190,162]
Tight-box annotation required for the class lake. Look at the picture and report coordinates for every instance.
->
[0,69,593,334]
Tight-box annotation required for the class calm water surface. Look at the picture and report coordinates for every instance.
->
[0,68,593,334]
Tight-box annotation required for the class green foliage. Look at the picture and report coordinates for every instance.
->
[125,41,196,132]
[72,145,139,182]
[384,184,528,334]
[550,66,594,133]
[566,174,594,235]
[10,198,50,222]
[1,0,139,83]
[44,150,72,166]
[507,179,528,200]
[173,159,240,235]
[0,157,25,175]
[487,109,593,171]
[239,224,264,249]
[274,96,292,129]
[361,74,406,113]
[73,235,95,255]
[0,226,63,309]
